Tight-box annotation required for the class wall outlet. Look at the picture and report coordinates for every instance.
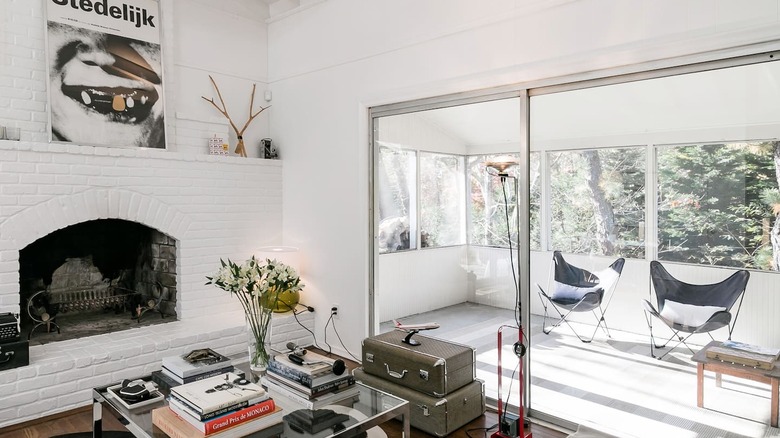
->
[331,304,339,318]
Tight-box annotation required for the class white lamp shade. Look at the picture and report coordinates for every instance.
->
[485,155,519,175]
[256,246,301,273]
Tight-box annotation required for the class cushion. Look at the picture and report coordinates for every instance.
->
[550,281,601,305]
[659,300,726,327]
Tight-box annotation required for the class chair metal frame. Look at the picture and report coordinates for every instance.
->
[536,251,625,343]
[642,261,749,360]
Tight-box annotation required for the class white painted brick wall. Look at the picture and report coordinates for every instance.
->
[0,140,316,428]
[0,0,295,428]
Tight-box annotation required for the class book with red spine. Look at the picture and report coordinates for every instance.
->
[168,397,277,435]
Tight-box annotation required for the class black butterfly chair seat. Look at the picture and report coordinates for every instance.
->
[642,261,749,360]
[537,251,625,343]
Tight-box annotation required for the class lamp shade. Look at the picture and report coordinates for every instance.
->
[255,246,301,273]
[485,155,519,176]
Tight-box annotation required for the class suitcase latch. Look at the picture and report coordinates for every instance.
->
[419,369,429,381]
[418,404,430,417]
[366,353,374,363]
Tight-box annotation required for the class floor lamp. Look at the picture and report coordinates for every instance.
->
[485,156,532,438]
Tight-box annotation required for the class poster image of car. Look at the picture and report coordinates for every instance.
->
[45,0,165,149]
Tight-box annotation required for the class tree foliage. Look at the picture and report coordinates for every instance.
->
[657,142,778,270]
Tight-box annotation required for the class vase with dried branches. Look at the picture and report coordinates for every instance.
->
[201,75,269,157]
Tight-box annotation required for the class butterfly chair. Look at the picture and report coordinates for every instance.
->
[536,251,625,343]
[642,261,749,360]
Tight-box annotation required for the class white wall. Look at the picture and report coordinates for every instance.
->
[172,0,272,157]
[268,0,780,356]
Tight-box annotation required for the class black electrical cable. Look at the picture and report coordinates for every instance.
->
[325,313,360,363]
[465,423,499,438]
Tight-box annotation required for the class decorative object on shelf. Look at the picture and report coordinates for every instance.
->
[206,255,304,373]
[201,75,270,157]
[261,138,278,159]
[5,127,20,141]
[208,135,228,155]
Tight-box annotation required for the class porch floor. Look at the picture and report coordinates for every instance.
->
[381,302,778,438]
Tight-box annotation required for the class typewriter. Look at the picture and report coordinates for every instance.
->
[0,313,20,343]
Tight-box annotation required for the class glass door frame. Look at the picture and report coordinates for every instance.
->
[367,42,780,431]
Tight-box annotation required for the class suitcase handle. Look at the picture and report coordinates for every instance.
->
[384,363,407,379]
[0,351,13,365]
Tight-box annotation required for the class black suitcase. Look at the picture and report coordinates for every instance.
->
[0,340,29,371]
[361,330,475,397]
[353,367,485,437]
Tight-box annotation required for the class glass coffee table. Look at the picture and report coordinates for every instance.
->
[92,375,410,437]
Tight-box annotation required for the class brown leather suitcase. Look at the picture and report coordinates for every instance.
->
[353,367,485,437]
[361,330,475,397]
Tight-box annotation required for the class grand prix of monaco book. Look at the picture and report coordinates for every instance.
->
[152,403,285,438]
[168,395,277,435]
[170,372,268,417]
[162,348,232,379]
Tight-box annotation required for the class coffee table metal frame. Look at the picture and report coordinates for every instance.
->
[92,377,410,438]
[691,340,780,427]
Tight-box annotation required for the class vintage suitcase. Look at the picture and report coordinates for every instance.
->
[361,330,475,397]
[353,367,485,437]
[0,340,29,371]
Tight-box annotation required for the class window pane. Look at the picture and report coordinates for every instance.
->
[549,147,645,258]
[420,153,465,247]
[468,154,520,248]
[377,146,417,253]
[657,141,778,270]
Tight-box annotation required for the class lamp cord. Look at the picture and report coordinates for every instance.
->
[325,313,361,362]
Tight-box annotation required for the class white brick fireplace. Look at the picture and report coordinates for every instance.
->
[0,140,313,427]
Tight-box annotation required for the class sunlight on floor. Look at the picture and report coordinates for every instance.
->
[383,304,779,438]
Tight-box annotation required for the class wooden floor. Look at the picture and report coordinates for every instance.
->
[0,406,566,438]
[0,346,568,438]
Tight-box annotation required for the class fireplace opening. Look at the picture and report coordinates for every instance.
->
[18,219,177,345]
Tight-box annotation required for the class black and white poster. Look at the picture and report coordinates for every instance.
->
[45,0,165,148]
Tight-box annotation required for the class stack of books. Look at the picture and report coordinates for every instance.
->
[152,348,234,390]
[152,372,284,437]
[706,340,780,370]
[262,350,358,409]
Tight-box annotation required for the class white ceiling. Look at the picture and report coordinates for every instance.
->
[416,98,522,147]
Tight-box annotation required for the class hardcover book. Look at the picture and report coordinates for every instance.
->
[262,376,360,410]
[266,366,355,397]
[161,364,236,384]
[168,396,277,435]
[265,372,355,398]
[152,405,284,438]
[268,355,344,388]
[271,352,332,378]
[706,342,779,370]
[161,348,232,379]
[171,372,268,415]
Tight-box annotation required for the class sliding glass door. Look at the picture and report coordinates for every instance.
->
[369,51,780,437]
[528,57,780,436]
